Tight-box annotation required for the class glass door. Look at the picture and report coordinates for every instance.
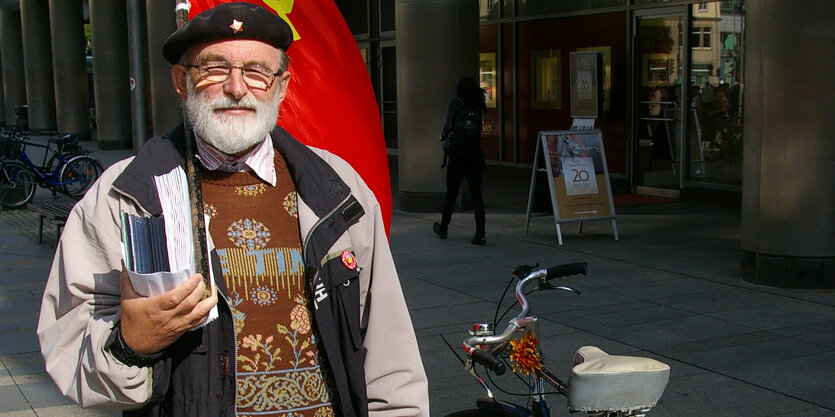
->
[633,9,685,193]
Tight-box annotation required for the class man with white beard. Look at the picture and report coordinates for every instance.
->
[36,3,429,417]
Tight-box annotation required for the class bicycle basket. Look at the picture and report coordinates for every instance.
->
[58,135,80,154]
[0,137,21,159]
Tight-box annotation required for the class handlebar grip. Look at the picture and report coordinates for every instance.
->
[471,349,506,375]
[545,262,588,280]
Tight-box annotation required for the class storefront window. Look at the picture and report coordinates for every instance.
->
[480,0,500,20]
[530,49,561,110]
[480,53,497,108]
[380,0,395,33]
[687,1,744,186]
[335,0,369,35]
[518,0,625,16]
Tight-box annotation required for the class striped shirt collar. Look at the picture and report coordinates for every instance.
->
[194,134,277,186]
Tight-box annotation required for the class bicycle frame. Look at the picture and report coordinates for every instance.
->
[13,138,84,189]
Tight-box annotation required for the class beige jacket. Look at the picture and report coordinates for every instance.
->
[37,129,429,416]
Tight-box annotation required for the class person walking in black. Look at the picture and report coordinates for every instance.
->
[433,76,486,245]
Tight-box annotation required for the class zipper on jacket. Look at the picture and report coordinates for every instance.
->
[112,183,154,217]
[302,194,353,262]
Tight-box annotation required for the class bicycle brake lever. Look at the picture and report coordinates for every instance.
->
[539,280,581,295]
[554,285,581,295]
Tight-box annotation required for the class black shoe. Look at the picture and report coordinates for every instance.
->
[433,223,447,239]
[471,234,486,246]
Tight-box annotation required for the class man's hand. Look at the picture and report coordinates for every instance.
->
[119,267,218,354]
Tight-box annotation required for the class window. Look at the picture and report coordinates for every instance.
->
[691,27,712,49]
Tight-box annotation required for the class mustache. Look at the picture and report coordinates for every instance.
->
[210,97,259,111]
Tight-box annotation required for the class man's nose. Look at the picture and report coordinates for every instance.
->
[223,68,248,99]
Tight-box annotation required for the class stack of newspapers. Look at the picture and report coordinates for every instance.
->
[120,169,195,275]
[121,213,169,274]
[119,168,216,327]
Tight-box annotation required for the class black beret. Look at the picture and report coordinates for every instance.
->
[162,2,293,65]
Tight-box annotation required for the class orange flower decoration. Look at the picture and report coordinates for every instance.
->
[508,332,542,375]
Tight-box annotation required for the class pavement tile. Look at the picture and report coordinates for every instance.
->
[15,379,73,409]
[30,405,120,417]
[659,370,824,417]
[0,410,36,417]
[0,333,40,355]
[707,301,835,331]
[0,384,30,413]
[0,353,46,375]
[0,313,38,333]
[796,328,835,349]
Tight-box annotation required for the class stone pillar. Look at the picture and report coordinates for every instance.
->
[20,0,57,131]
[395,0,478,212]
[146,0,182,135]
[89,0,132,149]
[741,0,835,288]
[127,0,148,149]
[0,9,27,128]
[49,0,90,140]
[0,61,5,126]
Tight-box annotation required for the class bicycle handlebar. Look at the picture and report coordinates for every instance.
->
[545,262,588,280]
[462,262,587,355]
[471,349,506,375]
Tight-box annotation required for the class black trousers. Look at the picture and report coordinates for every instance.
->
[440,156,485,235]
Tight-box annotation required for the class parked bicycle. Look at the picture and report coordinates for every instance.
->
[442,263,670,417]
[0,128,103,208]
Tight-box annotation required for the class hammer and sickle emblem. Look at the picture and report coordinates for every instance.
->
[263,0,301,41]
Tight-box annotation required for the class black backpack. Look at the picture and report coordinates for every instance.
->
[442,98,481,164]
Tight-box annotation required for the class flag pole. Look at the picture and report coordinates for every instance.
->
[174,0,211,298]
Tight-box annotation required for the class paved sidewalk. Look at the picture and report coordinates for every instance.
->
[1,141,833,416]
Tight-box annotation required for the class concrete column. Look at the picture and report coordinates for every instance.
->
[49,0,90,140]
[0,9,27,128]
[146,0,182,136]
[395,0,478,211]
[741,0,835,288]
[90,0,132,149]
[127,0,147,149]
[20,0,57,131]
[0,61,5,126]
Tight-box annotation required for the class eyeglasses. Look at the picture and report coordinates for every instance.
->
[188,61,281,90]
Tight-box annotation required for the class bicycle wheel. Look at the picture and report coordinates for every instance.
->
[60,155,102,199]
[0,161,37,208]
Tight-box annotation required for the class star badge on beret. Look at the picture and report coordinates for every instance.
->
[229,19,243,33]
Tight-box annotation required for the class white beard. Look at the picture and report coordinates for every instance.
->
[184,76,281,155]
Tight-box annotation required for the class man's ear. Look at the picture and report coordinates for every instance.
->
[172,64,189,100]
[276,71,291,104]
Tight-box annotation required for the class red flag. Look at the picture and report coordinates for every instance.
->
[187,0,392,233]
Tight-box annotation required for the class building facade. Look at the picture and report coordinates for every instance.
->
[0,0,832,287]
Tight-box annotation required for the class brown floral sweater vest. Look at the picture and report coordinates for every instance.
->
[201,154,335,417]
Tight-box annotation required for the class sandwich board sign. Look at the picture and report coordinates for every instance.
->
[525,129,618,245]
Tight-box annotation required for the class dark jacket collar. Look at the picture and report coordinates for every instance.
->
[112,124,353,218]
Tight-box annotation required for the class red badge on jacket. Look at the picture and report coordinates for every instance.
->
[341,250,357,270]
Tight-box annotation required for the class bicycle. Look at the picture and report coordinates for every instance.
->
[0,128,103,208]
[442,263,670,417]
[0,158,38,209]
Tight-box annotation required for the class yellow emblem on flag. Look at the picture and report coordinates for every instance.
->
[263,0,301,41]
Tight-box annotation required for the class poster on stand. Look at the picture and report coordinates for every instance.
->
[525,129,618,245]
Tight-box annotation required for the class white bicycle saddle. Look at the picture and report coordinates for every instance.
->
[567,346,670,414]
